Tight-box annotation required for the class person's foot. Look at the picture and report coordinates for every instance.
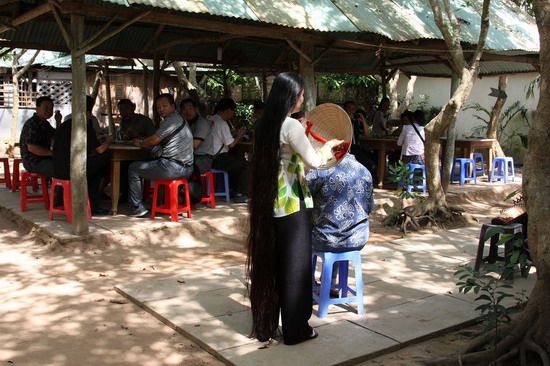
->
[130,206,149,217]
[91,207,110,216]
[284,328,318,345]
[232,193,248,204]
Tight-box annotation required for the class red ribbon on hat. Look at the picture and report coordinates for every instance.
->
[305,120,351,161]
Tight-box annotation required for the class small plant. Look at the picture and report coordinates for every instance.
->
[456,265,514,338]
[387,161,425,201]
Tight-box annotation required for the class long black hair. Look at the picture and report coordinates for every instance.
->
[246,72,304,340]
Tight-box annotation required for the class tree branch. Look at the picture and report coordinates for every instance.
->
[49,0,72,48]
[470,0,491,67]
[14,49,40,78]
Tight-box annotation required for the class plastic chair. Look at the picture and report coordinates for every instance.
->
[490,157,515,183]
[451,158,477,185]
[201,171,216,208]
[151,178,191,222]
[312,250,364,318]
[211,169,230,203]
[473,152,486,177]
[0,157,12,190]
[48,178,92,223]
[406,163,426,194]
[20,172,49,212]
[474,223,523,272]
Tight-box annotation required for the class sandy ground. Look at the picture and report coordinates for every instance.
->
[0,185,516,366]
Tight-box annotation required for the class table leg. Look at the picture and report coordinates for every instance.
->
[487,146,493,178]
[377,148,386,188]
[111,160,120,215]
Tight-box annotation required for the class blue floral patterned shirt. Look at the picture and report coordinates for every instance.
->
[306,154,374,252]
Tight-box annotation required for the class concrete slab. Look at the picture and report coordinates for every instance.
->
[219,320,398,366]
[116,274,245,303]
[353,294,479,344]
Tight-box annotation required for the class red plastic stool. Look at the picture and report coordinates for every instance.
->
[20,172,49,212]
[48,178,92,223]
[143,179,153,201]
[11,158,22,192]
[201,171,216,208]
[151,179,191,222]
[0,157,12,190]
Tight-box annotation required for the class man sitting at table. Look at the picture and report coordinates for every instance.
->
[53,95,111,216]
[117,99,155,140]
[180,98,212,173]
[19,95,56,177]
[204,97,248,203]
[128,93,194,217]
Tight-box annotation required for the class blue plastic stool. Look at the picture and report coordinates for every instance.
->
[451,158,477,185]
[211,169,230,203]
[312,250,364,318]
[490,157,515,183]
[473,152,486,176]
[406,163,426,194]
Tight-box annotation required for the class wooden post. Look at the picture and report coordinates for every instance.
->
[153,52,160,127]
[103,61,115,137]
[299,42,316,113]
[70,14,89,235]
[143,65,149,118]
[262,71,268,102]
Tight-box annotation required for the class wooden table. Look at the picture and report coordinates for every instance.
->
[442,138,495,173]
[359,137,400,187]
[109,144,149,215]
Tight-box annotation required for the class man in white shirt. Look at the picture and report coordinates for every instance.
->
[204,98,248,203]
[397,110,425,164]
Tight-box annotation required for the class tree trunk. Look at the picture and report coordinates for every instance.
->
[9,49,39,146]
[70,14,89,235]
[91,69,103,101]
[103,63,115,137]
[487,75,507,157]
[10,74,19,146]
[299,42,316,113]
[424,0,489,210]
[389,70,400,119]
[441,74,460,192]
[525,0,550,352]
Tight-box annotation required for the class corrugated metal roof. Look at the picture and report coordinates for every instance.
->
[100,0,538,52]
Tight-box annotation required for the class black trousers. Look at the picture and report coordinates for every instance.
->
[86,152,110,210]
[274,202,313,345]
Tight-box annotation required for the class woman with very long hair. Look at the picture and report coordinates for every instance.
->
[246,72,341,345]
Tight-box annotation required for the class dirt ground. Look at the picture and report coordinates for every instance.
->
[0,186,516,366]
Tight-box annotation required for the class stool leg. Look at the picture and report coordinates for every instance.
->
[318,255,334,318]
[353,256,364,315]
[223,173,230,203]
[64,184,73,224]
[474,225,489,272]
[339,260,350,298]
[40,176,49,209]
[20,176,27,212]
[183,181,191,218]
[509,161,515,182]
[170,182,179,222]
[48,183,56,220]
[208,174,216,208]
[150,183,159,219]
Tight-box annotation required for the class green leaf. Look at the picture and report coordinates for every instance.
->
[475,294,492,302]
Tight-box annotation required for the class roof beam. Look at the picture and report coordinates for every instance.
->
[157,34,239,51]
[0,3,51,34]
[60,1,325,43]
[286,39,312,63]
[141,24,164,53]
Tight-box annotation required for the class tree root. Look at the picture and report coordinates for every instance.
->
[426,298,545,366]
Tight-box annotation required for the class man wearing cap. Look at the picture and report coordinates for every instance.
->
[306,153,373,253]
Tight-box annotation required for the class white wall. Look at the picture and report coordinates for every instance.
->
[396,72,539,164]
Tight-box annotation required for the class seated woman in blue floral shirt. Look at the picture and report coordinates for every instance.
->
[306,153,374,253]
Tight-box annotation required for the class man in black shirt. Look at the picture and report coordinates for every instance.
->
[53,96,111,215]
[19,96,56,177]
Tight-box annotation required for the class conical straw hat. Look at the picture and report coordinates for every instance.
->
[305,103,353,168]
